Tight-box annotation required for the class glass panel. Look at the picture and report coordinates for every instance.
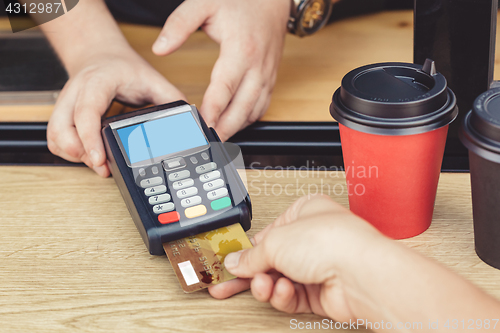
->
[2,6,498,125]
[0,9,412,123]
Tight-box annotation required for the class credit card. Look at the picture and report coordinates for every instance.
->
[164,223,253,293]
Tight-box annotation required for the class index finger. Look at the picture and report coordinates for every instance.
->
[200,41,248,127]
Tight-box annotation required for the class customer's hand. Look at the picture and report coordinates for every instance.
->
[209,195,500,330]
[209,195,384,322]
[47,47,186,177]
[153,0,290,141]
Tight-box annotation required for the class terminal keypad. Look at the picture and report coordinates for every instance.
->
[137,151,232,225]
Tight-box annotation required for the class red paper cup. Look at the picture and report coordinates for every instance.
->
[331,60,458,239]
[340,124,448,238]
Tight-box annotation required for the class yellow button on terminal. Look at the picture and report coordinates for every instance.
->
[185,204,207,218]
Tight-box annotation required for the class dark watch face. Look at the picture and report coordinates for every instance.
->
[301,0,327,32]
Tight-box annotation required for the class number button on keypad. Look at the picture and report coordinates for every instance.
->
[177,187,198,199]
[181,196,202,208]
[148,193,171,205]
[140,176,163,188]
[172,178,194,190]
[199,170,221,183]
[196,162,217,174]
[168,170,190,182]
[144,185,167,196]
[203,178,225,191]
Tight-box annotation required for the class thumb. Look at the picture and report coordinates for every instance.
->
[224,244,274,279]
[226,195,347,277]
[152,0,213,55]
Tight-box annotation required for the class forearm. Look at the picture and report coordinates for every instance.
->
[344,237,500,331]
[36,0,130,75]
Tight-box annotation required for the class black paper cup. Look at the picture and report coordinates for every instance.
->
[460,88,500,269]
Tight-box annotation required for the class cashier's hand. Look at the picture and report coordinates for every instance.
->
[47,47,186,177]
[152,0,290,141]
[208,195,383,322]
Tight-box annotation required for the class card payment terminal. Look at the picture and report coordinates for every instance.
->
[102,101,252,255]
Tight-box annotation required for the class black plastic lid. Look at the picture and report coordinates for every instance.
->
[460,88,500,163]
[330,59,458,135]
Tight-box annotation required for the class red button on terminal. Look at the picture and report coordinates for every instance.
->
[158,211,180,224]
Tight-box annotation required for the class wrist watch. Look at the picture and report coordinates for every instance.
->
[287,0,334,37]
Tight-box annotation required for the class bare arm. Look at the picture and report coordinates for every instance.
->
[211,195,500,332]
[38,0,129,74]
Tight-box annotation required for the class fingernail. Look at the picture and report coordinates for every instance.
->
[224,251,242,269]
[90,150,100,166]
[249,238,256,246]
[153,36,168,54]
[93,164,108,178]
[274,278,287,297]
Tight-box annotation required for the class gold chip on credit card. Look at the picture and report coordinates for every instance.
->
[164,223,253,293]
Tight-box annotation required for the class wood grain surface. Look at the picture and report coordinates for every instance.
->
[0,166,499,332]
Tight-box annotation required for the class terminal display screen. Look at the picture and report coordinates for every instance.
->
[116,111,208,165]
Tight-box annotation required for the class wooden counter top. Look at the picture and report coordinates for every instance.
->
[0,166,499,332]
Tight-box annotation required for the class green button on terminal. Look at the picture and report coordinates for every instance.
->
[211,196,231,211]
